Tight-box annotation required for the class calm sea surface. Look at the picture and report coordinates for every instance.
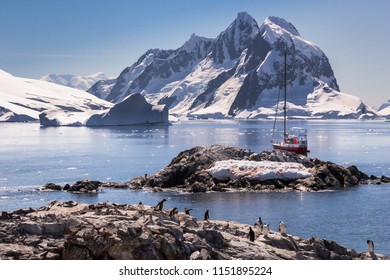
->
[1,120,390,255]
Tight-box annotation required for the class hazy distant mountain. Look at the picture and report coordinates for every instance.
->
[88,12,376,119]
[40,72,110,91]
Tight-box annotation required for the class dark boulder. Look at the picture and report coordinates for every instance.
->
[37,183,62,191]
[65,180,101,193]
[381,175,390,183]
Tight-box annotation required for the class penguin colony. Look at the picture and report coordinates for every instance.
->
[152,199,376,252]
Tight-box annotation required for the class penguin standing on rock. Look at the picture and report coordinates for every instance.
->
[247,227,255,242]
[204,209,210,221]
[278,221,287,235]
[262,224,269,237]
[367,240,375,253]
[154,199,167,211]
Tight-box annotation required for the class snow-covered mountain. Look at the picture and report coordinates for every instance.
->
[0,69,112,122]
[0,69,169,125]
[378,100,390,117]
[89,12,376,119]
[40,72,110,91]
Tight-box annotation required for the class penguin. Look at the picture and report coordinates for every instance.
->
[154,198,167,211]
[247,227,255,242]
[255,217,263,227]
[204,209,210,221]
[367,240,375,253]
[262,224,269,237]
[169,207,178,217]
[278,221,287,235]
[184,208,192,215]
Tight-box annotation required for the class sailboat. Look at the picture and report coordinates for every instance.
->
[271,53,308,155]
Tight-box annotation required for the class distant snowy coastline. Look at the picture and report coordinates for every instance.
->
[40,72,110,92]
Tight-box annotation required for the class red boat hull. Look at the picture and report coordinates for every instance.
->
[272,143,308,155]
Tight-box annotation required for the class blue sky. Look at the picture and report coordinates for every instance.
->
[1,0,389,107]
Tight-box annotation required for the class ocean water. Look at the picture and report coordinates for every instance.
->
[1,120,390,255]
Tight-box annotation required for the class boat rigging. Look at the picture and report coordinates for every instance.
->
[271,52,309,155]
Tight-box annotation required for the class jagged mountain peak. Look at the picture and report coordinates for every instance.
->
[234,12,259,28]
[211,12,260,64]
[180,33,214,57]
[264,16,300,37]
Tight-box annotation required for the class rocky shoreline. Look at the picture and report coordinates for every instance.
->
[1,200,388,260]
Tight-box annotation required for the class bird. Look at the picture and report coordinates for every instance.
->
[278,221,287,235]
[367,240,375,253]
[204,209,210,221]
[154,198,167,211]
[169,207,178,217]
[247,227,255,242]
[262,224,269,237]
[184,208,192,215]
[255,217,263,227]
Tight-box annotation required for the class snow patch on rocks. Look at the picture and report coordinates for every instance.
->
[208,159,312,181]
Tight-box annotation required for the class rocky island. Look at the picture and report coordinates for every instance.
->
[129,145,389,193]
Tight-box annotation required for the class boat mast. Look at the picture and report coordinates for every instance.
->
[283,52,287,138]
